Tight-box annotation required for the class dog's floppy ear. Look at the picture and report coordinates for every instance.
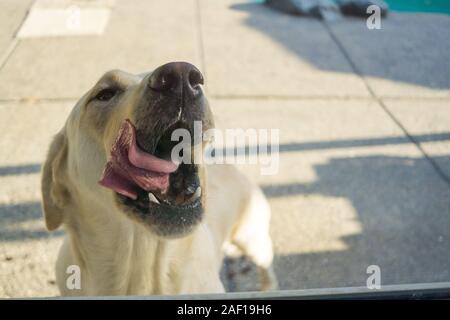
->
[41,131,70,231]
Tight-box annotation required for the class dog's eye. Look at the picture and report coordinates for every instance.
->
[95,88,117,101]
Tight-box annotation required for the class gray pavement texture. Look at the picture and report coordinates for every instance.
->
[0,0,449,297]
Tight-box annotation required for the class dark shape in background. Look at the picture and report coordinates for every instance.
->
[231,1,450,90]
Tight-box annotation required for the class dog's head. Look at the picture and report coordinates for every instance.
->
[41,62,214,238]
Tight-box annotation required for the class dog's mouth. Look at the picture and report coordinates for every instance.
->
[98,119,203,237]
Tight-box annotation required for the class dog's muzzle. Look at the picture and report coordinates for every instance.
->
[100,62,210,238]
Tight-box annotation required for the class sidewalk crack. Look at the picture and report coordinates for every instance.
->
[0,40,19,73]
[322,21,450,186]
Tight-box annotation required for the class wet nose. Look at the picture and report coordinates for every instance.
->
[148,62,204,96]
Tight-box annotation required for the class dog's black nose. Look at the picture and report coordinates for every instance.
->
[148,62,204,96]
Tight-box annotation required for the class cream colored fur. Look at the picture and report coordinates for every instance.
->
[41,69,277,296]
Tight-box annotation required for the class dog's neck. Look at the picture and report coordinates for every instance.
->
[62,197,223,296]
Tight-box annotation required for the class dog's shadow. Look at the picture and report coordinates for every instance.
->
[224,154,450,292]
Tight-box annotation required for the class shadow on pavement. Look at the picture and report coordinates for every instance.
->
[265,155,450,290]
[0,202,63,241]
[218,132,450,155]
[230,2,450,90]
[224,155,450,291]
[0,164,41,177]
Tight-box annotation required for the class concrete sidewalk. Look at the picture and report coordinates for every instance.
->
[0,0,449,297]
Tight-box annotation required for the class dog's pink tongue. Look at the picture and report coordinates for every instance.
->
[98,120,178,199]
[128,124,178,173]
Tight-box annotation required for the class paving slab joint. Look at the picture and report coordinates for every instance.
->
[322,20,450,187]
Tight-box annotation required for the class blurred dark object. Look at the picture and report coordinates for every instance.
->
[264,0,340,19]
[265,0,388,19]
[337,0,388,17]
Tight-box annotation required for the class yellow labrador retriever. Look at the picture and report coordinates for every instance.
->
[41,62,276,296]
